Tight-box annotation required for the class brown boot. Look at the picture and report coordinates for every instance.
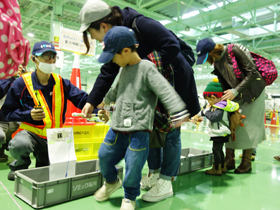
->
[234,149,253,174]
[205,164,222,176]
[274,155,280,161]
[239,154,255,161]
[222,162,227,173]
[225,148,235,170]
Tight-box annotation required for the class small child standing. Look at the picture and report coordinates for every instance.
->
[197,79,239,175]
[94,26,189,210]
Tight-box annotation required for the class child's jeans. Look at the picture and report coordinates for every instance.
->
[98,128,149,201]
[147,128,181,181]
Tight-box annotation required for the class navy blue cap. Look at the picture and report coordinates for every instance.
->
[196,38,216,65]
[98,26,136,63]
[32,41,57,56]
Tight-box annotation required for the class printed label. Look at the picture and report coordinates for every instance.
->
[124,119,132,127]
[191,160,202,167]
[72,181,97,192]
[47,189,54,194]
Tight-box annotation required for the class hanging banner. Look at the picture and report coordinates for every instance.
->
[56,51,64,69]
[59,27,96,56]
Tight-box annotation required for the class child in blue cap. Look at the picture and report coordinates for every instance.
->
[94,26,189,210]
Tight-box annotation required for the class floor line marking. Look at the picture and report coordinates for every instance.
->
[255,161,280,167]
[258,145,280,151]
[0,181,22,210]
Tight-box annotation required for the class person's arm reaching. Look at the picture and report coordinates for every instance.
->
[82,61,120,117]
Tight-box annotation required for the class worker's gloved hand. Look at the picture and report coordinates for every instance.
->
[81,102,94,118]
[31,108,45,121]
[98,109,110,123]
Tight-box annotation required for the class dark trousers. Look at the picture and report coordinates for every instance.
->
[211,136,229,166]
[212,141,225,165]
[8,130,49,171]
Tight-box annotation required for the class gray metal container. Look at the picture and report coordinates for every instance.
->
[178,148,213,175]
[14,160,123,209]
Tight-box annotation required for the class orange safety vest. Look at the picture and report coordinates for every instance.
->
[12,72,64,139]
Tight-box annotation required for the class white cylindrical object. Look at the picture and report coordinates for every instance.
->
[72,54,80,69]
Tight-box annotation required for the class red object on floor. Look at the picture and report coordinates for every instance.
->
[64,54,87,124]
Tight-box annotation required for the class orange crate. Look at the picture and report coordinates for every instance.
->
[63,122,110,161]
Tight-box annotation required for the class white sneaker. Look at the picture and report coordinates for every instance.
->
[141,178,173,202]
[140,173,159,190]
[94,177,122,202]
[120,198,136,210]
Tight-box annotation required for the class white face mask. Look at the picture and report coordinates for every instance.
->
[36,58,56,74]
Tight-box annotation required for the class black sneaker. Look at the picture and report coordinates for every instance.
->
[8,171,15,181]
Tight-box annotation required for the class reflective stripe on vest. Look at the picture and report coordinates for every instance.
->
[18,72,64,138]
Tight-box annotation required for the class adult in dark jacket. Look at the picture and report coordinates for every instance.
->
[196,38,266,174]
[79,0,200,203]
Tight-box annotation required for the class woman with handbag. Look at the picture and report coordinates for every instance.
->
[79,0,200,203]
[195,38,266,174]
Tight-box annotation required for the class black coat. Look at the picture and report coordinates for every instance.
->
[87,6,200,117]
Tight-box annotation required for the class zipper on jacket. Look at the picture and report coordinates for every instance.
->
[224,62,236,80]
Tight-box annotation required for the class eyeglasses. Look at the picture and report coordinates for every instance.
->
[40,52,57,61]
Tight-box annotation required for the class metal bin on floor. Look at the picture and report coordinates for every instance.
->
[14,160,123,209]
[178,148,213,175]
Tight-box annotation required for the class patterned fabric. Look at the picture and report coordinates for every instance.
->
[250,52,278,86]
[0,0,30,79]
[148,51,174,133]
[148,51,174,87]
[153,108,173,133]
[228,44,278,86]
[203,93,223,98]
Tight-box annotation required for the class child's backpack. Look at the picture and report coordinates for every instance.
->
[132,18,196,67]
[227,43,277,86]
[0,0,30,79]
[228,110,246,141]
[213,100,246,141]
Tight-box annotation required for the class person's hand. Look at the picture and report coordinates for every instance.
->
[189,118,197,124]
[98,109,110,123]
[81,102,94,118]
[173,116,190,128]
[189,115,204,125]
[31,108,45,121]
[197,117,204,122]
[221,89,235,101]
[206,104,211,108]
[97,101,105,109]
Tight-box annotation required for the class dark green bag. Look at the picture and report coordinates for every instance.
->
[149,129,166,149]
